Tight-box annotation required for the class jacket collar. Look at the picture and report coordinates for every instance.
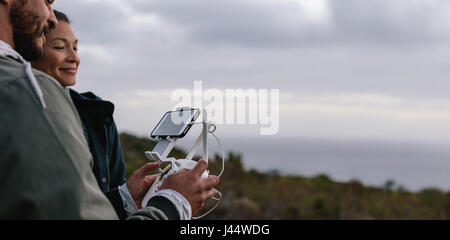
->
[69,89,115,126]
[0,40,47,109]
[0,40,22,63]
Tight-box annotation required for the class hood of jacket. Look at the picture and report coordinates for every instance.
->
[69,89,115,127]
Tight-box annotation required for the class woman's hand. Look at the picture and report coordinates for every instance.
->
[126,162,160,208]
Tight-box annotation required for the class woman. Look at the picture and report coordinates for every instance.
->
[31,10,158,219]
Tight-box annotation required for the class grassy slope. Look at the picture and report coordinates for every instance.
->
[120,133,450,220]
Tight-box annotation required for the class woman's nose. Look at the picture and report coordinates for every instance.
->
[67,50,80,64]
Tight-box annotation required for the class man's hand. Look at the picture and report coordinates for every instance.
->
[126,162,160,208]
[159,160,220,216]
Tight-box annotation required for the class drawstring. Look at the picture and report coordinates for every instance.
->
[24,62,46,109]
[0,40,47,109]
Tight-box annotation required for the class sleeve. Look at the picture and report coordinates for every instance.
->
[108,122,127,186]
[103,121,129,219]
[118,183,138,214]
[127,196,180,220]
[152,189,192,220]
[123,188,192,220]
[104,188,129,220]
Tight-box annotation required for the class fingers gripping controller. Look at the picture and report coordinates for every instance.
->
[140,157,209,209]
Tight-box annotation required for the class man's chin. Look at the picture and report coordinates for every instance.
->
[14,31,44,61]
[22,45,43,62]
[25,37,45,61]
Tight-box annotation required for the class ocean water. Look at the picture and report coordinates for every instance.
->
[178,137,450,192]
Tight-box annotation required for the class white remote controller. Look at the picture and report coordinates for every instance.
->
[141,156,209,209]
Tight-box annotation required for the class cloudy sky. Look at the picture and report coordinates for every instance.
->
[53,0,450,144]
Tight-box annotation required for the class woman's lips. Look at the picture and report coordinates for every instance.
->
[59,68,77,74]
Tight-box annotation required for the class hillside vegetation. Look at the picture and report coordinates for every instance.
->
[120,133,450,220]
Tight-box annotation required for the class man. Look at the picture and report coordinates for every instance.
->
[0,0,219,219]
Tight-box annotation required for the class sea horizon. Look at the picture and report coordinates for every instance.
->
[170,135,450,193]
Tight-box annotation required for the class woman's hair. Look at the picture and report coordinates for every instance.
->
[53,10,71,24]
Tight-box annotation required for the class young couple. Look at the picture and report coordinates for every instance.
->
[0,0,218,220]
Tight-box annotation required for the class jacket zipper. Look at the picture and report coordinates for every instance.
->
[104,125,110,191]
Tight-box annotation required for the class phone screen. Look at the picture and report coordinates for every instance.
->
[151,109,199,138]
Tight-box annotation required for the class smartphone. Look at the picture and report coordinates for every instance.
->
[151,108,200,138]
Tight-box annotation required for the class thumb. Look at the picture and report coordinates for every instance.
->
[143,174,158,187]
[144,174,158,183]
[136,162,160,177]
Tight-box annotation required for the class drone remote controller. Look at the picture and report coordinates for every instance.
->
[140,108,223,218]
[141,156,209,208]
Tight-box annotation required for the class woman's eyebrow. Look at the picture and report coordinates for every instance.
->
[52,37,67,42]
[52,37,79,44]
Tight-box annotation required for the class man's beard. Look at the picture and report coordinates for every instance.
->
[10,0,50,61]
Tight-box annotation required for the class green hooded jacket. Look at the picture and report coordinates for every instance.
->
[0,55,176,220]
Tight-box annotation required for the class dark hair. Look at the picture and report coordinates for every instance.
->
[53,10,71,24]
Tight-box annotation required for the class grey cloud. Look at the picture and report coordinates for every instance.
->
[328,0,450,45]
[54,1,130,45]
[48,0,450,145]
[128,0,450,48]
[53,0,450,100]
[55,0,450,48]
[130,0,330,47]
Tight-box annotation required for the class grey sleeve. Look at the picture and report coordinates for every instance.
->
[126,196,181,220]
[127,207,170,220]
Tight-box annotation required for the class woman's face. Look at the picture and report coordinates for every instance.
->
[32,21,80,87]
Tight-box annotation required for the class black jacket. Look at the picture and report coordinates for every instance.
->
[70,89,128,219]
